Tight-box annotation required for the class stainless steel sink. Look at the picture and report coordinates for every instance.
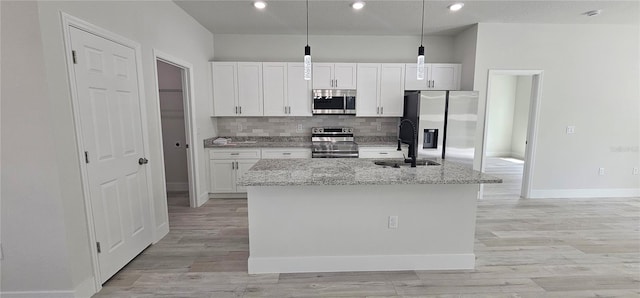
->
[373,159,440,168]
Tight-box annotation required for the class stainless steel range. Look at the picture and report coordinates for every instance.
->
[311,127,359,158]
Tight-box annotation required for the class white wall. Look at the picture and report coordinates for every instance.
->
[452,25,478,91]
[1,1,216,295]
[486,75,517,157]
[157,61,189,191]
[1,1,74,294]
[474,23,640,194]
[511,76,532,159]
[213,34,454,63]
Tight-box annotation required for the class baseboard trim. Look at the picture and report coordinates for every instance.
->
[1,291,74,298]
[74,276,97,298]
[165,182,188,192]
[529,188,640,199]
[248,254,475,274]
[209,193,247,199]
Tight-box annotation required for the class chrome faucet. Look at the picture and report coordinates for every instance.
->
[398,119,418,167]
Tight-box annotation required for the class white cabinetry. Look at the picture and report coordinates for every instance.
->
[359,146,408,159]
[258,62,313,117]
[262,148,312,159]
[356,63,405,117]
[208,149,261,194]
[313,63,357,89]
[211,62,263,116]
[405,63,461,91]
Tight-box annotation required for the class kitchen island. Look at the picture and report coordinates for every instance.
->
[238,158,501,274]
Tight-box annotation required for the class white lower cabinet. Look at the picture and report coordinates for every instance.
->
[208,149,261,194]
[359,146,407,159]
[262,148,311,159]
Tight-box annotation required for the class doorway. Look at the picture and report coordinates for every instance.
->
[481,70,543,199]
[153,50,201,209]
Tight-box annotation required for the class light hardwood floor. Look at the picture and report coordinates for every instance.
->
[94,160,640,297]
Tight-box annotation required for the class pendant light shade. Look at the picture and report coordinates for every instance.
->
[304,0,312,80]
[417,46,425,80]
[417,0,426,80]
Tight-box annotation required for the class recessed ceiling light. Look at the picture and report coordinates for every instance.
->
[448,3,464,12]
[584,9,602,17]
[351,1,365,10]
[253,1,267,9]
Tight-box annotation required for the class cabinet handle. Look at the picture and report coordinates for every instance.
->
[231,161,235,170]
[239,106,242,114]
[379,152,388,155]
[235,161,239,169]
[230,153,240,155]
[381,107,383,114]
[235,106,238,114]
[287,106,291,114]
[335,79,338,88]
[282,152,291,155]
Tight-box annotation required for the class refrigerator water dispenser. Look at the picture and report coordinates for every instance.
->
[423,129,438,149]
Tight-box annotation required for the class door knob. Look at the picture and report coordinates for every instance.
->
[138,157,149,165]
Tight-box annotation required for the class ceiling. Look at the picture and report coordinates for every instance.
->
[174,0,639,36]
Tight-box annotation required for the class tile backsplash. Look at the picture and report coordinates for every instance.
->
[216,116,400,137]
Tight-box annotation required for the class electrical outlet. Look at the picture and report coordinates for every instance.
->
[237,123,243,132]
[388,216,398,229]
[598,167,605,175]
[297,124,303,133]
[376,122,382,131]
[566,126,575,134]
[633,167,639,175]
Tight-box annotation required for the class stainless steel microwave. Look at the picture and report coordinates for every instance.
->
[312,89,356,115]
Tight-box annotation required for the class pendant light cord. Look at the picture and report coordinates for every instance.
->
[420,0,425,46]
[306,0,309,46]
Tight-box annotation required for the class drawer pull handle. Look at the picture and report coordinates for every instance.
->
[230,153,240,155]
[283,152,292,155]
[379,152,388,155]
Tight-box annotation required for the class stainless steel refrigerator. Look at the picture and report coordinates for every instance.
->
[400,91,479,166]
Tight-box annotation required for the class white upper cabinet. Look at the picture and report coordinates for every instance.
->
[355,64,380,117]
[356,63,405,117]
[237,62,263,116]
[404,63,461,91]
[430,64,461,91]
[263,62,288,116]
[313,63,356,89]
[212,62,237,116]
[212,62,263,116]
[263,62,312,117]
[286,63,312,116]
[379,64,405,116]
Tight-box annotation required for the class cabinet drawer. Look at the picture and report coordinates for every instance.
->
[359,147,406,159]
[209,148,262,160]
[262,148,312,159]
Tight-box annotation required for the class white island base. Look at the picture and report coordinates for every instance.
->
[247,184,479,274]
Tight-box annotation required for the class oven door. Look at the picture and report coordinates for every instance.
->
[313,96,345,114]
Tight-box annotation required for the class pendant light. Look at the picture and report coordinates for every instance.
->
[303,0,312,80]
[417,0,426,80]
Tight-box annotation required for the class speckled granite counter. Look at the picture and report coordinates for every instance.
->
[238,158,501,186]
[204,136,399,149]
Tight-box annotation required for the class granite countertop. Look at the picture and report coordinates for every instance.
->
[204,136,399,148]
[238,158,502,186]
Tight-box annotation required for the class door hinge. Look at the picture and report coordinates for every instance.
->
[84,151,89,163]
[72,50,77,64]
[96,242,101,253]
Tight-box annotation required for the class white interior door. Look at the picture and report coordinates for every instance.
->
[70,27,152,283]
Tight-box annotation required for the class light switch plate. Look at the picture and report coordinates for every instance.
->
[566,126,576,134]
[388,216,398,229]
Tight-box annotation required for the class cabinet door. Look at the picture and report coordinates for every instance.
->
[379,64,405,117]
[312,63,333,89]
[355,63,380,117]
[235,159,260,193]
[212,62,238,116]
[209,160,235,193]
[287,63,312,116]
[237,62,264,116]
[430,64,460,91]
[263,62,287,116]
[334,63,357,89]
[404,63,429,91]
